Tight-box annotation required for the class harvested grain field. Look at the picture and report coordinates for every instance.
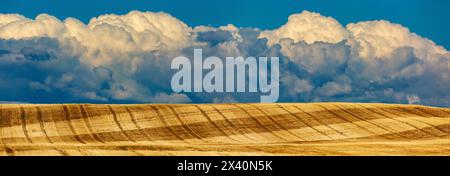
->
[0,103,450,156]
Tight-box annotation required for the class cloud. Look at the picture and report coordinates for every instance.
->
[407,94,421,104]
[0,10,449,107]
[0,11,193,66]
[260,11,349,45]
[280,73,313,99]
[347,20,447,59]
[150,93,191,103]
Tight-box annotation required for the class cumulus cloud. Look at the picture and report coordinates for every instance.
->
[0,11,192,66]
[347,20,447,59]
[0,10,449,107]
[260,11,349,45]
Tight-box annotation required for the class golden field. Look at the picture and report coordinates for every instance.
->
[0,103,450,156]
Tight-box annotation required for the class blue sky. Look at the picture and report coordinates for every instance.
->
[1,0,450,49]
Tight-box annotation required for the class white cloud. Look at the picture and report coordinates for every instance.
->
[260,11,349,45]
[0,11,449,106]
[347,20,447,59]
[407,94,421,104]
[0,11,193,66]
[259,11,448,61]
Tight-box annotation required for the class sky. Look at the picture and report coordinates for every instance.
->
[2,0,450,50]
[0,0,449,107]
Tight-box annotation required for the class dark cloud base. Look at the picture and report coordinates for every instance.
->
[0,30,449,107]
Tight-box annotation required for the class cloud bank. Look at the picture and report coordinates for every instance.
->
[0,11,449,106]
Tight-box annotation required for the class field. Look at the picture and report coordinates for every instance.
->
[0,103,450,156]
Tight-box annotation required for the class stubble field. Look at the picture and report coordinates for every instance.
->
[1,103,450,156]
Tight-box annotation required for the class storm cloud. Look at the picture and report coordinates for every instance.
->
[0,11,448,106]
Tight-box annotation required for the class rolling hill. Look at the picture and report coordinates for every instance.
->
[0,103,449,156]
